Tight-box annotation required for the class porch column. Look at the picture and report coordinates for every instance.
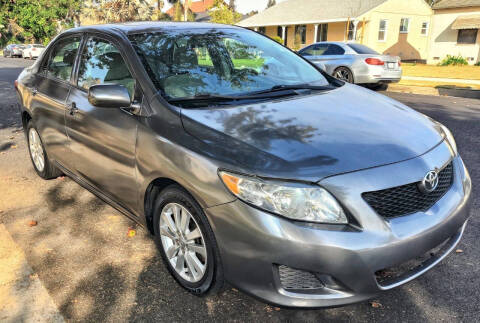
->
[352,20,359,41]
[281,25,286,45]
[314,24,319,43]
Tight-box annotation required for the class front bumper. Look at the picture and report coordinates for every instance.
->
[205,142,472,308]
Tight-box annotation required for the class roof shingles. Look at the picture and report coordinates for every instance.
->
[237,0,387,27]
[433,0,480,9]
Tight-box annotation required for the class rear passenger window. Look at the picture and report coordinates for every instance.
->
[46,37,81,81]
[324,44,345,55]
[77,37,135,97]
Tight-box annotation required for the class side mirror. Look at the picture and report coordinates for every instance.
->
[88,84,131,108]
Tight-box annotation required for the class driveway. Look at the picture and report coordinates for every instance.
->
[0,57,479,322]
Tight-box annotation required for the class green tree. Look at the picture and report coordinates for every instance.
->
[209,0,241,24]
[168,0,195,21]
[266,0,276,9]
[0,0,81,45]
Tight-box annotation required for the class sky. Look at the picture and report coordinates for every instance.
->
[163,0,288,15]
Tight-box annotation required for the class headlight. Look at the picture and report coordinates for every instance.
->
[219,171,348,224]
[440,124,457,156]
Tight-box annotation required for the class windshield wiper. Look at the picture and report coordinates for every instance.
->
[248,84,334,95]
[168,90,300,103]
[167,84,334,105]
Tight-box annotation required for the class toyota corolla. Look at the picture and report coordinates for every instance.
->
[15,22,472,308]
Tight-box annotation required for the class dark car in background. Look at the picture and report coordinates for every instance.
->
[3,44,26,57]
[14,22,471,308]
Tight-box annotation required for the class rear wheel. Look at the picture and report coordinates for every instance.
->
[334,67,354,83]
[26,120,62,179]
[153,185,224,295]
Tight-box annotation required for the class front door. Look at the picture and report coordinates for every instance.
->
[65,36,139,211]
[31,36,81,163]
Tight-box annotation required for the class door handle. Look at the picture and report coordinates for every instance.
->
[68,102,78,116]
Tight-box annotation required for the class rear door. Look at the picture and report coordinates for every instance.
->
[30,36,82,165]
[65,35,139,211]
[317,44,348,69]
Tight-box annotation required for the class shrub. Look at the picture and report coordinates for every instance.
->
[475,61,480,66]
[271,36,283,44]
[439,55,468,66]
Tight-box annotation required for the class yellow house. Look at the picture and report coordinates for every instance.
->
[427,0,480,65]
[237,0,433,61]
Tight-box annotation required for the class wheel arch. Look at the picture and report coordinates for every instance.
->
[144,177,185,235]
[21,110,32,131]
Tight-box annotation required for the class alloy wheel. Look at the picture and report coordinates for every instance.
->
[334,68,353,83]
[28,128,45,172]
[159,202,207,283]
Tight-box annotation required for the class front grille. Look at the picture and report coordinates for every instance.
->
[278,265,324,290]
[362,162,454,218]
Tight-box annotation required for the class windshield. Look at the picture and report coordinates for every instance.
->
[347,43,379,55]
[129,28,329,100]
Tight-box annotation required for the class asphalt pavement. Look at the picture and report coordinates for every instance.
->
[0,57,479,322]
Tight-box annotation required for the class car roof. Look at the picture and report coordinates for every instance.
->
[62,21,243,37]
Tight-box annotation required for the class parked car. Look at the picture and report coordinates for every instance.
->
[22,44,45,59]
[15,23,471,308]
[3,44,26,57]
[299,42,402,89]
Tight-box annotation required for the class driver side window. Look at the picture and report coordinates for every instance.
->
[77,37,135,98]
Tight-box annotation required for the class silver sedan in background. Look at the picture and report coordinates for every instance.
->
[299,42,402,89]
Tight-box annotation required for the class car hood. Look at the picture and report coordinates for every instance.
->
[181,84,444,182]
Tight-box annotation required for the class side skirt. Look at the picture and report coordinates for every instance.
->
[53,161,148,231]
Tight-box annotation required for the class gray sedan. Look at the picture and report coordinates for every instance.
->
[299,42,402,87]
[15,22,471,308]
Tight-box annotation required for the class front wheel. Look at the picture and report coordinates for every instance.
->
[26,120,62,179]
[333,67,354,83]
[153,185,224,296]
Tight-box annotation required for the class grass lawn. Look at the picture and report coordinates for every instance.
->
[402,63,480,80]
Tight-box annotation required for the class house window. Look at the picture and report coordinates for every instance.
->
[317,23,328,42]
[347,21,355,40]
[457,29,478,44]
[295,25,307,44]
[277,26,283,38]
[258,27,266,34]
[421,22,429,36]
[378,20,387,41]
[400,18,410,33]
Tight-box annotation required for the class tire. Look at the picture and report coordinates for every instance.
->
[26,120,62,180]
[153,184,224,296]
[333,67,354,83]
